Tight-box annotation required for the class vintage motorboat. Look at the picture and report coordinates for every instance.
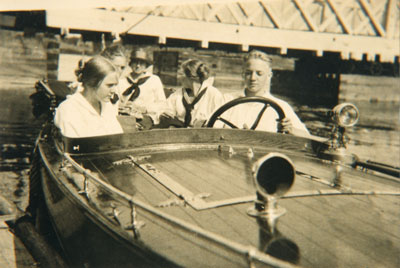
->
[27,80,399,268]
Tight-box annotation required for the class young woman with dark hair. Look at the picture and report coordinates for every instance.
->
[54,56,123,137]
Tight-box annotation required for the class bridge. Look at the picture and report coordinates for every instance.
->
[45,0,399,63]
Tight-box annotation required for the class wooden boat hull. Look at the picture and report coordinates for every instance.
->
[32,126,400,268]
[40,164,176,268]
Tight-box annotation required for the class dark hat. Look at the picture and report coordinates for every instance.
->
[130,48,153,65]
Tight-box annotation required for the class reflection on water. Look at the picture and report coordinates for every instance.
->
[0,87,43,171]
[0,122,40,171]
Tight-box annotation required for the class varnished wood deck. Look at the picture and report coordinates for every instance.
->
[71,142,400,267]
[39,128,400,267]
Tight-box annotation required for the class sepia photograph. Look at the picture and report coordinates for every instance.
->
[0,0,399,267]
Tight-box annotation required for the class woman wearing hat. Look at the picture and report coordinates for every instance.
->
[158,59,225,128]
[117,48,166,128]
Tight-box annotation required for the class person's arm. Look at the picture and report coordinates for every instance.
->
[152,75,167,102]
[277,102,310,136]
[146,76,168,124]
[152,91,182,128]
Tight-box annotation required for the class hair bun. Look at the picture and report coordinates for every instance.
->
[196,62,210,81]
[182,59,210,83]
[74,59,85,82]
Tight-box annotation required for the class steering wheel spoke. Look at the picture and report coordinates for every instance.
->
[250,103,269,130]
[207,97,286,131]
[217,117,239,129]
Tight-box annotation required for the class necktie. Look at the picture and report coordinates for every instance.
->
[122,76,151,102]
[182,87,208,127]
[110,93,119,104]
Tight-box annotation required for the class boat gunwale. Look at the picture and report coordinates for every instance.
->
[37,130,302,268]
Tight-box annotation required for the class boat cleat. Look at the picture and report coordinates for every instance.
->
[125,202,145,239]
[157,198,185,208]
[247,197,287,232]
[332,165,343,188]
[78,175,91,199]
[107,202,122,226]
[218,144,236,157]
[158,193,211,208]
[59,159,72,171]
[193,192,211,200]
[112,155,151,166]
[247,148,254,159]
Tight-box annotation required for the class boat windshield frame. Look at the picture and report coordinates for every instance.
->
[60,127,324,156]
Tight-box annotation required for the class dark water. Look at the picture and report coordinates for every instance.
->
[0,86,43,171]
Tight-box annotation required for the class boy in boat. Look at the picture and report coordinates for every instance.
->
[117,48,167,129]
[221,50,310,136]
[158,59,225,128]
[54,56,123,137]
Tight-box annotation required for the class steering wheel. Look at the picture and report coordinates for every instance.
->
[206,96,286,130]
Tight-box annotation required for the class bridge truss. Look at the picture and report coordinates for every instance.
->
[46,0,399,63]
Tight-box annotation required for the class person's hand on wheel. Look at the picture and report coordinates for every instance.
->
[277,117,293,134]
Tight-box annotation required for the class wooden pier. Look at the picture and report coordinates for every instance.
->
[0,221,36,268]
[0,193,36,268]
[0,191,69,268]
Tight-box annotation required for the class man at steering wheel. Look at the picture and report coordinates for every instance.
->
[213,50,310,136]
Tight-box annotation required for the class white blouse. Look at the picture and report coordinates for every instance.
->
[54,93,123,138]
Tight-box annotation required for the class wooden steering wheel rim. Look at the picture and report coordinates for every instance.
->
[206,96,286,128]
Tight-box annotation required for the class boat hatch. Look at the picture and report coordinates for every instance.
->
[111,152,258,210]
[71,141,400,213]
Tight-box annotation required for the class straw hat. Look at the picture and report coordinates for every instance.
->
[130,48,153,66]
